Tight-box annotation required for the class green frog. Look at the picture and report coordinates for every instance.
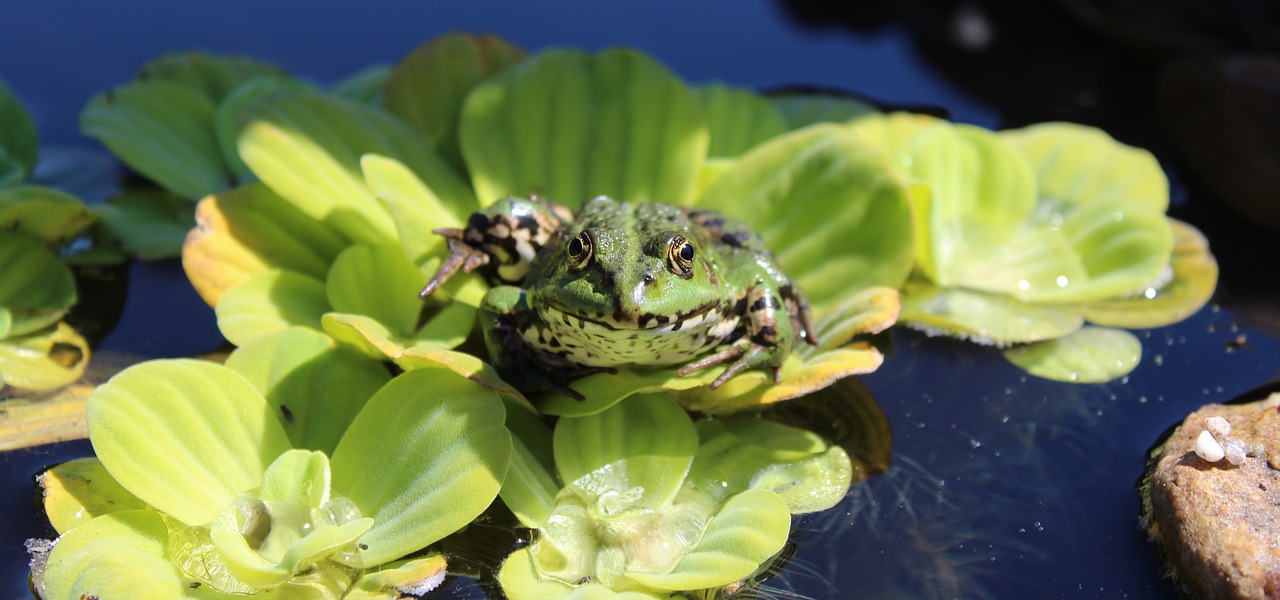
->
[420,196,817,399]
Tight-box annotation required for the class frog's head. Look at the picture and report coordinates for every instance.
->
[528,202,727,334]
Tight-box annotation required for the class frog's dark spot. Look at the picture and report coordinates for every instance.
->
[468,213,490,231]
[671,320,684,331]
[638,313,655,328]
[755,325,778,343]
[516,214,539,231]
[751,295,779,311]
[722,231,751,248]
[655,315,670,325]
[280,405,295,425]
[548,337,561,348]
[732,296,750,315]
[642,273,656,285]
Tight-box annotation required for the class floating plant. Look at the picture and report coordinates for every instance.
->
[497,394,854,598]
[0,78,97,392]
[175,36,909,412]
[853,113,1217,382]
[32,350,512,599]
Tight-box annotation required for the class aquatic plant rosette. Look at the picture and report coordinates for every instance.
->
[0,78,98,392]
[853,112,1217,382]
[32,342,512,600]
[159,35,910,414]
[496,394,854,598]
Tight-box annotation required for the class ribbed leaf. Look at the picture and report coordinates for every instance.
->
[94,188,192,259]
[215,269,330,347]
[182,183,349,306]
[697,123,915,308]
[555,394,696,509]
[1003,326,1142,383]
[225,327,390,454]
[362,153,474,269]
[1083,219,1218,328]
[770,92,877,129]
[899,281,1084,346]
[0,234,75,336]
[39,457,148,535]
[695,84,785,158]
[331,369,511,566]
[326,243,426,336]
[461,48,707,208]
[81,80,232,198]
[85,359,292,525]
[385,33,525,169]
[43,510,230,600]
[137,52,290,102]
[0,185,96,243]
[0,77,39,187]
[237,90,474,245]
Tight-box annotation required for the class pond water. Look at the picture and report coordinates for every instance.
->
[3,2,1278,598]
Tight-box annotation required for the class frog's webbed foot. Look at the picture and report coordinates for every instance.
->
[675,341,771,389]
[419,228,490,299]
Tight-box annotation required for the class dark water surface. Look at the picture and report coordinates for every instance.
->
[3,2,1278,599]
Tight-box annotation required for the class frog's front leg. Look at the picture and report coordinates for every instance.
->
[676,284,795,388]
[481,286,614,402]
[419,196,568,298]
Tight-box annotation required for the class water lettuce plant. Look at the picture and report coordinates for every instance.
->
[0,78,96,392]
[79,52,392,259]
[497,394,853,598]
[852,113,1217,382]
[175,35,910,413]
[33,342,512,599]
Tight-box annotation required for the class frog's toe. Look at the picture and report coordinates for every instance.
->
[676,342,769,389]
[419,229,490,298]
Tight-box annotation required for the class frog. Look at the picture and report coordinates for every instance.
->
[420,195,817,400]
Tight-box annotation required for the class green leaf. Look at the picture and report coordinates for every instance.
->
[183,183,349,306]
[1002,325,1142,383]
[384,33,525,170]
[43,510,232,600]
[0,232,75,332]
[0,185,96,243]
[0,322,88,391]
[555,394,697,509]
[258,449,331,506]
[225,327,390,454]
[1003,121,1169,213]
[0,234,75,336]
[361,153,474,269]
[94,188,192,259]
[625,489,790,591]
[538,366,716,417]
[687,416,852,514]
[1082,219,1218,328]
[899,280,1084,345]
[695,84,786,158]
[326,243,427,336]
[346,554,448,599]
[769,91,877,129]
[214,77,315,183]
[0,77,39,187]
[331,369,512,566]
[137,52,290,102]
[236,89,474,245]
[85,359,293,526]
[38,457,148,535]
[696,123,915,307]
[330,64,392,104]
[898,122,1039,288]
[215,269,331,346]
[81,80,233,199]
[461,48,708,208]
[500,405,559,528]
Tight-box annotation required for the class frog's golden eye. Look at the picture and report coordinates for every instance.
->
[567,231,594,269]
[667,235,695,278]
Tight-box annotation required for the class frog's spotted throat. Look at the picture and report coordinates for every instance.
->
[420,195,817,400]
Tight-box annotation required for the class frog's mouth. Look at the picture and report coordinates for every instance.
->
[541,300,722,333]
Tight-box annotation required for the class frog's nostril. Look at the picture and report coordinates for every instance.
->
[642,273,656,285]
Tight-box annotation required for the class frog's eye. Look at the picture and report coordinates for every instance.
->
[667,235,695,278]
[567,231,594,269]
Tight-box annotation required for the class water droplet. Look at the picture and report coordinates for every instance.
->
[969,439,983,449]
[1138,395,1148,403]
[1056,275,1069,288]
[1017,279,1030,291]
[1112,211,1124,222]
[1153,355,1164,366]
[1143,287,1157,299]
[900,156,914,168]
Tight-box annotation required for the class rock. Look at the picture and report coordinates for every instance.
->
[1142,393,1280,599]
